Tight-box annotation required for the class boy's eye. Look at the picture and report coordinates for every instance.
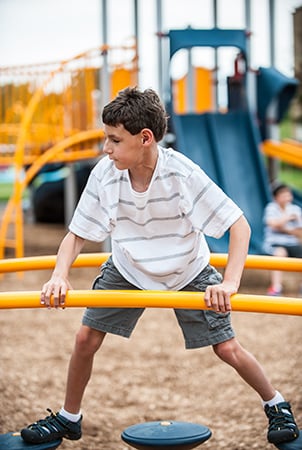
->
[112,139,120,144]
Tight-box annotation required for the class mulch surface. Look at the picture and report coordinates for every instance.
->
[0,220,301,449]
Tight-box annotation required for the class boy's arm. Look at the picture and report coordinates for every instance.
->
[41,231,86,308]
[204,215,251,313]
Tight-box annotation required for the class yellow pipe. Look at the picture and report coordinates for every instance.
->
[0,290,302,315]
[262,140,302,169]
[0,253,301,274]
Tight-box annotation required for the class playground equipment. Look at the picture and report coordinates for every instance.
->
[0,251,301,449]
[0,433,61,450]
[121,420,302,450]
[262,139,302,169]
[0,252,302,274]
[160,27,300,254]
[0,43,138,259]
[1,289,302,315]
[121,421,212,449]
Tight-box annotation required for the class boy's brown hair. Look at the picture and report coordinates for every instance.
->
[102,87,168,142]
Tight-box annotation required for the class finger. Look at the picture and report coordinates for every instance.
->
[40,291,46,305]
[44,285,54,308]
[216,291,226,312]
[59,286,67,308]
[204,288,213,308]
[53,286,61,309]
[224,293,232,311]
[40,283,49,305]
[210,290,219,311]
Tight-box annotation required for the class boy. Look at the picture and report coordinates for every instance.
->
[263,182,302,296]
[21,88,299,446]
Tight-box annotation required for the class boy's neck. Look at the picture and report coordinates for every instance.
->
[129,145,158,192]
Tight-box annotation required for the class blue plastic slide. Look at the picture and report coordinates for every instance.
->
[172,110,271,254]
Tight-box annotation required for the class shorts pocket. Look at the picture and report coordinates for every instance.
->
[204,309,230,330]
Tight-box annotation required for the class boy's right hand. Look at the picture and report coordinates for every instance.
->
[40,275,73,308]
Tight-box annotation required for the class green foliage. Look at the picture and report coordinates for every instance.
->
[0,182,29,201]
[0,182,13,201]
[280,164,302,191]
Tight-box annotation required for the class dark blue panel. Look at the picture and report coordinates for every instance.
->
[257,67,298,139]
[169,28,247,57]
[172,111,271,254]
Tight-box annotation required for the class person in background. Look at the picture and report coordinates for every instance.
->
[263,182,302,296]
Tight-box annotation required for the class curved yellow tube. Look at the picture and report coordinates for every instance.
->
[0,253,301,273]
[0,290,302,316]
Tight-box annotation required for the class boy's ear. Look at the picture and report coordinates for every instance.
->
[141,129,153,145]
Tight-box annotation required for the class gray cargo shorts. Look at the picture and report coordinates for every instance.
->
[82,257,235,349]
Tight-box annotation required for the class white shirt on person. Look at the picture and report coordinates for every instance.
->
[69,146,243,290]
[263,201,302,254]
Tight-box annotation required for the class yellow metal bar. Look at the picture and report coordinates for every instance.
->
[211,254,302,271]
[262,140,302,169]
[0,290,302,315]
[0,253,301,274]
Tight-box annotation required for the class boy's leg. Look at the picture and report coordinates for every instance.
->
[177,264,299,445]
[213,338,299,444]
[21,325,105,444]
[213,338,275,400]
[64,325,106,413]
[21,257,143,444]
[269,247,287,295]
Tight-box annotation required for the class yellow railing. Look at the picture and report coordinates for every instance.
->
[0,289,302,316]
[262,139,302,169]
[0,253,301,274]
[0,253,301,314]
[0,42,138,260]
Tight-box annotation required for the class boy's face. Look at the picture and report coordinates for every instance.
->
[274,187,293,206]
[103,124,146,170]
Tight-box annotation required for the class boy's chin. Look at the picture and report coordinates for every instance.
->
[114,161,128,170]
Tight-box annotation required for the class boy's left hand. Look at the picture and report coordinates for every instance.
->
[204,282,237,313]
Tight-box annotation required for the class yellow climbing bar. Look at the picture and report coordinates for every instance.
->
[0,253,301,273]
[0,289,302,315]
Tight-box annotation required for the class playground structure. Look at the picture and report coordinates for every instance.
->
[1,288,302,316]
[1,22,300,259]
[161,27,300,254]
[1,4,302,449]
[0,250,302,450]
[0,251,301,314]
[0,42,138,259]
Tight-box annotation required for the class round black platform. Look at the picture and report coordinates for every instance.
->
[121,421,212,450]
[0,432,62,449]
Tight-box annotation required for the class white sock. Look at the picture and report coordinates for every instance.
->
[59,407,81,422]
[262,390,285,408]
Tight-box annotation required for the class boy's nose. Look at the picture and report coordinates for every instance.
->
[103,140,112,154]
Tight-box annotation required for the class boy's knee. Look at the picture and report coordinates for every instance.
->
[75,326,105,355]
[273,246,287,257]
[213,338,238,362]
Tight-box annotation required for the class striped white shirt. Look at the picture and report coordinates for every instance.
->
[69,146,243,290]
[263,201,302,253]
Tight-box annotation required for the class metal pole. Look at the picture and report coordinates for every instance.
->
[244,0,251,57]
[101,0,110,107]
[156,0,164,98]
[269,0,276,67]
[213,0,219,109]
[133,0,140,86]
[267,0,279,181]
[100,0,111,251]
